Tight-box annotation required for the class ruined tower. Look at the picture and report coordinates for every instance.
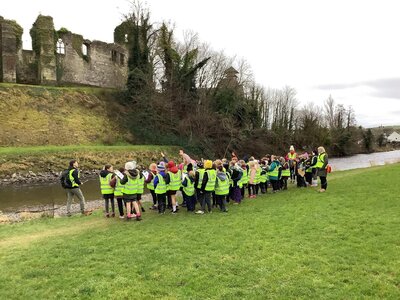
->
[0,16,22,82]
[30,15,57,84]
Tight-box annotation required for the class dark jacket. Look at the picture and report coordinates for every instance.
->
[67,167,81,188]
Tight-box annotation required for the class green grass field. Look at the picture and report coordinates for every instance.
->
[0,164,399,299]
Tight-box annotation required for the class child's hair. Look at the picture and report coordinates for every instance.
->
[119,167,125,173]
[104,164,112,170]
[149,163,157,171]
[217,165,223,172]
[248,161,255,168]
[279,157,285,164]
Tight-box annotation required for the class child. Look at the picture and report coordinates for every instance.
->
[135,166,146,213]
[215,165,229,212]
[280,157,290,190]
[296,156,307,188]
[239,160,249,198]
[153,163,167,214]
[166,160,181,214]
[120,161,142,221]
[259,160,268,193]
[268,155,280,193]
[195,161,205,212]
[230,161,243,204]
[196,160,216,214]
[182,164,196,212]
[248,161,257,198]
[99,164,115,217]
[114,167,126,219]
[145,163,158,210]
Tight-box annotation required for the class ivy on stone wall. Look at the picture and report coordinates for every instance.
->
[4,20,23,49]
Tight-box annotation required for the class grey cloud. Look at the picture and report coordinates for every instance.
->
[317,78,400,100]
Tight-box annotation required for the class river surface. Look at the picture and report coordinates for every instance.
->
[1,150,400,212]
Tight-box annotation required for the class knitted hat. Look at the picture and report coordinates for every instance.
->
[125,161,137,170]
[157,164,165,172]
[204,160,212,169]
[290,145,295,151]
[167,160,175,169]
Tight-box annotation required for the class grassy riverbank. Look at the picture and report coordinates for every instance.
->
[0,164,399,299]
[0,145,180,177]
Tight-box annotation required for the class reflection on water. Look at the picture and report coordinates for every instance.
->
[329,150,400,171]
[1,150,400,212]
[0,178,102,212]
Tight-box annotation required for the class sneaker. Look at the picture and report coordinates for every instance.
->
[119,215,125,219]
[136,214,142,221]
[111,213,115,217]
[195,210,205,215]
[105,213,110,218]
[66,213,72,217]
[141,207,146,212]
[82,211,92,216]
[222,210,228,213]
[171,210,178,214]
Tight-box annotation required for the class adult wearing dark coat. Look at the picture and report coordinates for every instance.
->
[316,146,329,192]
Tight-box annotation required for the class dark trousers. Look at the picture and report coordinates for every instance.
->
[248,184,256,196]
[280,177,288,190]
[259,181,267,193]
[116,197,124,216]
[212,192,217,206]
[241,184,247,198]
[183,191,196,212]
[200,191,212,212]
[150,189,157,205]
[305,172,313,185]
[297,175,307,187]
[290,166,296,181]
[167,194,172,209]
[255,184,259,195]
[157,193,167,213]
[320,176,328,189]
[270,179,279,191]
[103,195,115,214]
[216,194,228,212]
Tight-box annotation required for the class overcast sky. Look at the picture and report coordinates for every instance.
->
[4,0,400,127]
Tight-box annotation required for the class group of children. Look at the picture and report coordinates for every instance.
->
[98,146,326,221]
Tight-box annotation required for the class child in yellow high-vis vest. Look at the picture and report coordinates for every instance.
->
[99,164,115,217]
[114,167,125,219]
[120,161,142,221]
[145,163,158,210]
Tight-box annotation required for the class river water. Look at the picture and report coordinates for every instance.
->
[1,150,400,212]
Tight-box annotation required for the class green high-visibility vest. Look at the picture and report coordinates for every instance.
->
[268,162,279,178]
[69,169,80,188]
[155,174,167,194]
[123,175,138,195]
[226,172,233,187]
[288,152,297,160]
[254,167,261,184]
[168,171,181,191]
[315,153,326,168]
[260,169,268,183]
[215,176,230,196]
[100,173,114,195]
[182,174,195,196]
[240,168,249,185]
[282,168,291,176]
[147,172,155,190]
[137,176,144,194]
[196,169,205,189]
[205,169,216,191]
[114,177,123,197]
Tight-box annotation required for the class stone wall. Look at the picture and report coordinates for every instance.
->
[0,16,20,83]
[0,14,128,89]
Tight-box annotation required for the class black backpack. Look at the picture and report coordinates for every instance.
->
[60,169,72,188]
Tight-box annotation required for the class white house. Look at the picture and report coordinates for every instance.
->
[387,131,400,142]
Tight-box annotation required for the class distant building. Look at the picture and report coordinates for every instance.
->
[387,131,400,143]
[0,15,129,88]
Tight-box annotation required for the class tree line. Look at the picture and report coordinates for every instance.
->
[116,1,373,158]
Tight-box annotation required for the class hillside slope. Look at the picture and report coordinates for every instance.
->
[0,83,131,146]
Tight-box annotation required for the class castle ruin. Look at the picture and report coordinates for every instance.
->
[0,15,128,88]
